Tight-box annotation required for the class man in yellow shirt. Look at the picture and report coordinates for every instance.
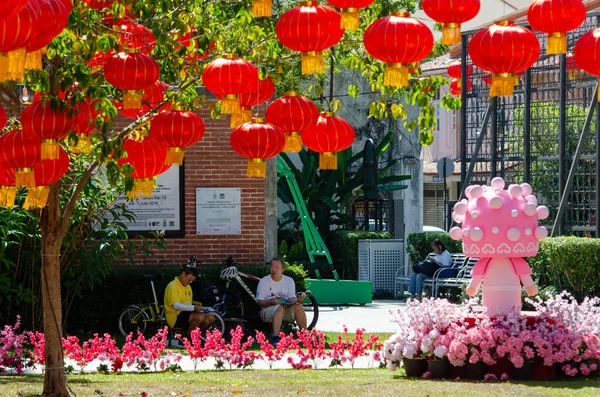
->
[164,266,215,335]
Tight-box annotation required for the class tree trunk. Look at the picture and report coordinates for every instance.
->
[40,184,69,397]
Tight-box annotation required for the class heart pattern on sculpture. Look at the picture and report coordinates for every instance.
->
[482,244,495,254]
[527,242,536,252]
[468,244,481,254]
[497,243,511,254]
[513,243,526,254]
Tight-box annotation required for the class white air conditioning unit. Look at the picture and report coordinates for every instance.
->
[358,239,404,293]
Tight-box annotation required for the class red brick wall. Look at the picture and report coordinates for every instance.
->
[117,102,267,267]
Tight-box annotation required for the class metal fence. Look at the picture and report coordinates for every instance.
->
[460,13,600,237]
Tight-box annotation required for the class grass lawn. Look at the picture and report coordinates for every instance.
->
[2,369,600,397]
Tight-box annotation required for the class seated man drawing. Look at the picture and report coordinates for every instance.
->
[164,265,215,335]
[257,257,307,344]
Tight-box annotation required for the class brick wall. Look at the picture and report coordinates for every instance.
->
[117,102,267,267]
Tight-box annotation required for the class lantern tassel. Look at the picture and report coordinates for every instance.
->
[23,186,50,210]
[41,140,60,160]
[72,134,91,154]
[16,168,35,188]
[230,109,252,128]
[0,53,9,82]
[247,159,266,178]
[283,132,302,152]
[441,23,461,46]
[320,152,337,170]
[340,9,359,30]
[128,178,155,199]
[123,90,143,109]
[547,32,567,55]
[0,187,17,207]
[490,73,516,97]
[166,147,185,166]
[597,79,600,102]
[252,0,272,17]
[301,52,324,75]
[384,64,409,88]
[24,49,44,71]
[220,95,241,114]
[8,48,26,81]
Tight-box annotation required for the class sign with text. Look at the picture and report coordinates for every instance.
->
[196,188,241,235]
[113,166,182,235]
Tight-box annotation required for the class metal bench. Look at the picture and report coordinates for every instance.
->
[394,253,468,298]
[433,257,480,297]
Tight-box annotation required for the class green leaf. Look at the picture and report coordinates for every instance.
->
[347,84,360,98]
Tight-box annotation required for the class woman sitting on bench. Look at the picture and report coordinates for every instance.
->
[409,240,452,300]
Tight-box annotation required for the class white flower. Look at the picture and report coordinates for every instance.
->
[403,343,417,359]
[428,330,440,339]
[433,345,448,358]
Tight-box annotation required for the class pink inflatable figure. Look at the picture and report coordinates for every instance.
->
[449,177,549,314]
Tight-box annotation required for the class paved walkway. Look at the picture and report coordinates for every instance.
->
[316,299,404,334]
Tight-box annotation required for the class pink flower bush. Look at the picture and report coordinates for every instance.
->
[121,327,168,371]
[290,329,328,369]
[179,329,208,371]
[0,316,27,374]
[27,331,45,370]
[256,331,296,369]
[329,327,380,368]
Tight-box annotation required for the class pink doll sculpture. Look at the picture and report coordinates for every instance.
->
[449,177,549,314]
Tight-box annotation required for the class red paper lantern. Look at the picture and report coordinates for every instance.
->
[202,55,258,114]
[266,92,319,152]
[72,98,102,153]
[0,1,40,82]
[468,21,540,97]
[178,28,214,62]
[150,108,205,166]
[115,80,169,119]
[21,100,74,160]
[0,105,7,130]
[447,62,472,79]
[325,0,375,30]
[87,49,117,73]
[117,138,171,198]
[364,12,434,87]
[0,129,42,187]
[276,2,344,74]
[574,28,600,101]
[449,78,472,96]
[0,1,28,21]
[528,0,586,54]
[24,0,73,71]
[0,163,16,207]
[24,147,70,210]
[114,20,156,54]
[301,112,355,170]
[230,76,275,128]
[230,119,285,178]
[422,0,480,45]
[104,51,161,109]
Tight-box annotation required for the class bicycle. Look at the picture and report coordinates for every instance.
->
[209,257,319,333]
[117,273,225,339]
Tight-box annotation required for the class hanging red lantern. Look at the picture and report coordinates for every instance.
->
[23,147,69,210]
[325,0,375,30]
[24,0,73,71]
[468,21,540,97]
[72,98,101,153]
[0,1,27,21]
[364,12,434,87]
[565,52,582,80]
[230,118,285,178]
[574,28,600,101]
[117,138,171,199]
[230,76,275,128]
[528,0,586,55]
[177,28,214,62]
[266,92,320,152]
[202,55,258,114]
[0,1,40,82]
[301,112,355,170]
[114,20,156,54]
[87,49,117,73]
[276,2,344,75]
[422,0,480,45]
[449,78,472,96]
[115,80,169,119]
[0,129,42,187]
[104,51,161,109]
[0,105,7,130]
[0,164,16,207]
[447,62,472,79]
[150,107,205,166]
[21,100,74,160]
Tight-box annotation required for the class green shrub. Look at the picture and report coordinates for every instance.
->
[66,263,308,334]
[528,236,600,300]
[287,241,306,263]
[330,230,392,280]
[406,232,463,262]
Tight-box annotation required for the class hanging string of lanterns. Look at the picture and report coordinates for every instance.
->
[324,0,375,30]
[421,0,480,45]
[528,0,586,55]
[301,112,355,170]
[230,118,285,178]
[266,92,320,153]
[229,75,275,128]
[150,106,205,166]
[202,55,258,114]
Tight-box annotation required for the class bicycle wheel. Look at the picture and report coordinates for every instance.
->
[200,313,226,341]
[213,289,245,319]
[302,293,319,330]
[118,305,149,338]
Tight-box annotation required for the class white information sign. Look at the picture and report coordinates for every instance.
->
[114,166,181,232]
[196,188,241,235]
